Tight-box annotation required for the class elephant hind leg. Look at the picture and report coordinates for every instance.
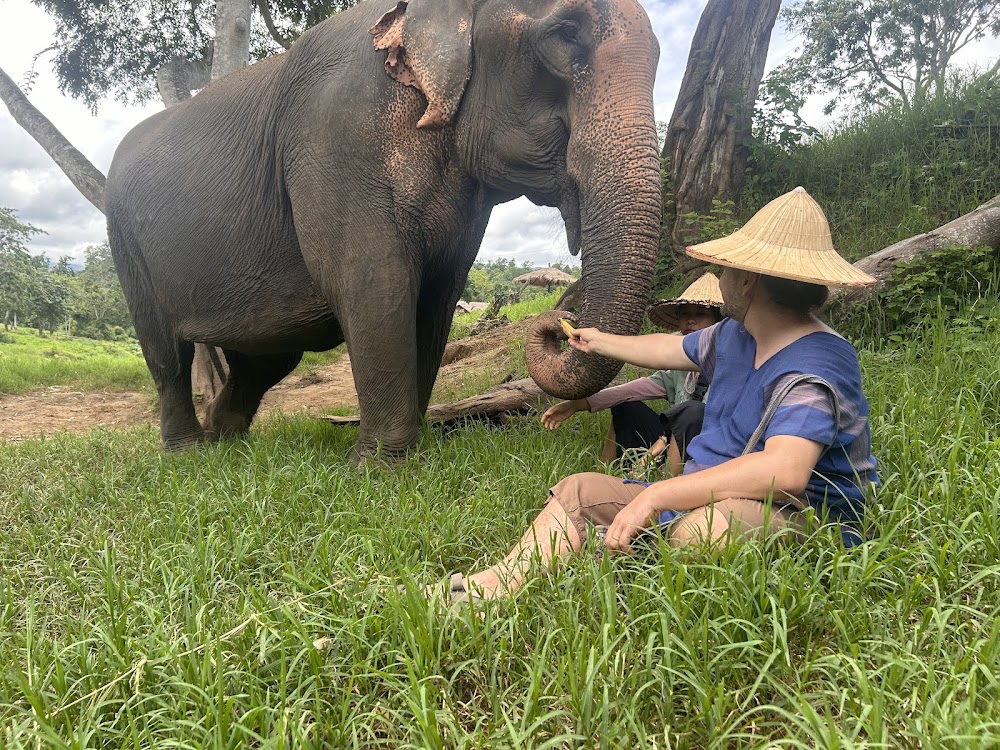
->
[202,350,303,439]
[111,239,204,450]
[153,337,204,451]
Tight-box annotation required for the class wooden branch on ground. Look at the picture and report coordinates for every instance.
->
[831,193,1000,307]
[322,378,554,428]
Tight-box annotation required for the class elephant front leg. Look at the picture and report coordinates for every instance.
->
[414,281,463,414]
[344,290,423,460]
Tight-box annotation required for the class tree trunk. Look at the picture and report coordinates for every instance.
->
[156,56,212,108]
[212,0,253,79]
[0,66,107,214]
[831,194,1000,308]
[323,378,555,427]
[554,279,583,313]
[191,0,253,402]
[661,0,781,278]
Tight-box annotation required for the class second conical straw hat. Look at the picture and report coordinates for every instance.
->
[647,272,723,329]
[685,187,876,287]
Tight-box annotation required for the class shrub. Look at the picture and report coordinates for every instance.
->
[831,244,1000,342]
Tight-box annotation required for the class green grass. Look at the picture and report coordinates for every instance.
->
[296,345,347,374]
[0,329,152,394]
[746,73,1000,263]
[451,290,566,339]
[2,297,1000,746]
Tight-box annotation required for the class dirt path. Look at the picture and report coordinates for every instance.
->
[0,319,532,442]
[0,356,360,442]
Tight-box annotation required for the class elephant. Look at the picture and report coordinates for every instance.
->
[105,0,661,458]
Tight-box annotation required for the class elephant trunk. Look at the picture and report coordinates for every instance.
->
[526,46,660,399]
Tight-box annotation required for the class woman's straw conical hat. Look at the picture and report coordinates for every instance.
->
[685,187,876,287]
[647,272,723,330]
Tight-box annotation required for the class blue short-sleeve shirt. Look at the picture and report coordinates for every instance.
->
[681,319,879,522]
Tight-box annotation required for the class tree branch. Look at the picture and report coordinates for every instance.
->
[863,28,908,103]
[256,0,292,50]
[831,194,1000,307]
[0,65,106,215]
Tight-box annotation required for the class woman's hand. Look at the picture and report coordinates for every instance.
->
[604,494,659,553]
[566,327,608,356]
[540,399,588,430]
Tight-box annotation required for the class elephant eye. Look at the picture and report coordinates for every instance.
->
[554,21,581,45]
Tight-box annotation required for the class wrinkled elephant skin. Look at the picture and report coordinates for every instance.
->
[105,0,661,457]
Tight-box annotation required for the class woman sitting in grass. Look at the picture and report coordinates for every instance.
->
[541,273,723,475]
[437,187,881,609]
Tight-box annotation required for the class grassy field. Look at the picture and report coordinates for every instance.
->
[2,297,999,747]
[0,329,351,397]
[0,329,152,394]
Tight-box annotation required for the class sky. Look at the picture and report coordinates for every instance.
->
[0,0,995,268]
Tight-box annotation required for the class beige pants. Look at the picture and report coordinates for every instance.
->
[547,472,807,547]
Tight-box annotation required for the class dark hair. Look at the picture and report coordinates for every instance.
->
[760,275,829,314]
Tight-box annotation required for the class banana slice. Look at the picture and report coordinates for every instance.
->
[559,318,578,338]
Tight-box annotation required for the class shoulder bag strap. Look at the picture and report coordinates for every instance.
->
[742,374,841,456]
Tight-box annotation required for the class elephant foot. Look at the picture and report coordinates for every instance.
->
[203,403,253,441]
[162,429,206,452]
[350,440,413,467]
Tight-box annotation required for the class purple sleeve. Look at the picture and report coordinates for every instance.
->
[681,321,721,380]
[764,382,838,446]
[586,377,669,412]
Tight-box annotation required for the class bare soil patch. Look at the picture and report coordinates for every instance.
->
[0,387,158,441]
[0,319,533,441]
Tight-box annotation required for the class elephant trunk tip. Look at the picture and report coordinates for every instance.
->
[525,310,619,400]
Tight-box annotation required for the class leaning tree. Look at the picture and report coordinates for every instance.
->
[660,0,782,279]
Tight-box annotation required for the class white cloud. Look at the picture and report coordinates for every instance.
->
[480,200,571,265]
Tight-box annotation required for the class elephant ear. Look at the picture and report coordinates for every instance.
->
[370,0,473,129]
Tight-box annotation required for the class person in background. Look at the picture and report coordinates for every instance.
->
[541,273,723,475]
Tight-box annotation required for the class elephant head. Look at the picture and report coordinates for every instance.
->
[371,0,660,399]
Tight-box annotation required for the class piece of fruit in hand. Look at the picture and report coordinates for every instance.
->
[559,318,578,338]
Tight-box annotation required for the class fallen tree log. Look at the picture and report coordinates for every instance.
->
[322,378,554,428]
[832,193,1000,307]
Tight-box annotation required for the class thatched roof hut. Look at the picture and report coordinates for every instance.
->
[455,300,489,314]
[511,267,576,290]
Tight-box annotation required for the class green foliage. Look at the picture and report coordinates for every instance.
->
[751,69,821,152]
[675,199,741,247]
[655,198,740,291]
[30,0,363,107]
[0,224,134,340]
[0,327,151,394]
[461,258,579,302]
[774,0,1000,114]
[3,302,1000,745]
[70,242,133,339]
[0,207,42,250]
[0,208,45,329]
[832,244,1000,342]
[31,272,71,334]
[462,266,492,301]
[462,258,535,301]
[745,73,1000,262]
[451,289,564,339]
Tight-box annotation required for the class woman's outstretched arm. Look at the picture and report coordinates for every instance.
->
[568,329,698,371]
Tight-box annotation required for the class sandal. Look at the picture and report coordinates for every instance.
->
[443,573,483,614]
[397,573,483,614]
